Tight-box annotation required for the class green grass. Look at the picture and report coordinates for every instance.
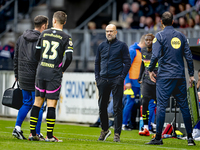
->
[0,119,199,150]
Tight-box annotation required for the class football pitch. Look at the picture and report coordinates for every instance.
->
[0,119,199,150]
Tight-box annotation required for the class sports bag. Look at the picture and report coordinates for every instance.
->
[2,81,23,110]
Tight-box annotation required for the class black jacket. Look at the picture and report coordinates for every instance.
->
[95,38,131,80]
[14,29,40,91]
[138,47,158,85]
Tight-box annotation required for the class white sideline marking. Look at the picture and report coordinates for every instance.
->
[3,127,189,150]
[1,130,188,150]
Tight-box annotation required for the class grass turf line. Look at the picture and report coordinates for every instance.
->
[0,119,199,150]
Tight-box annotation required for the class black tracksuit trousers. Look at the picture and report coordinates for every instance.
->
[97,78,123,135]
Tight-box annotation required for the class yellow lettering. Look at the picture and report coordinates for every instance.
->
[43,33,62,40]
[41,62,54,68]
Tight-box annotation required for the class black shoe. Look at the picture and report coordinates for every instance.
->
[12,128,27,140]
[145,138,163,145]
[89,122,100,127]
[113,133,120,142]
[188,137,196,146]
[98,130,111,141]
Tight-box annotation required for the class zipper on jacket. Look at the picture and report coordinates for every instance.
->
[106,42,111,80]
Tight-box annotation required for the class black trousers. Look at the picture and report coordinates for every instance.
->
[141,82,156,125]
[97,78,123,135]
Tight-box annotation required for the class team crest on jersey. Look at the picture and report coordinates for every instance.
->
[53,30,56,34]
[69,41,73,46]
[153,37,157,43]
[171,37,181,49]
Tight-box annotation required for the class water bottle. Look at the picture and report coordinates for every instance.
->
[163,134,172,138]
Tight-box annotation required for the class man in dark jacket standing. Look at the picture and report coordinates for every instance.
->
[146,11,195,146]
[95,24,131,142]
[13,15,48,140]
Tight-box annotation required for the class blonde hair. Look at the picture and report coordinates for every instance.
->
[140,34,146,43]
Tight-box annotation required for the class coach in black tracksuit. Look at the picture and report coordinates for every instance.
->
[95,24,131,142]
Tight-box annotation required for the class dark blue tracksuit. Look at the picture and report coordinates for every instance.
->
[148,26,194,135]
[95,38,131,134]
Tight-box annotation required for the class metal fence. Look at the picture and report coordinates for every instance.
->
[1,28,200,72]
[67,28,200,72]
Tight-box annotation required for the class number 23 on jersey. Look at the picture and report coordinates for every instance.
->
[42,40,59,60]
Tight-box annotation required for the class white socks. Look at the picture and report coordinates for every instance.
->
[15,126,21,132]
[144,125,149,130]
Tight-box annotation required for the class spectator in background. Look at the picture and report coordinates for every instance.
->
[88,21,98,56]
[152,0,170,16]
[196,0,200,14]
[186,3,197,21]
[179,16,189,28]
[88,21,96,30]
[118,3,132,29]
[154,14,162,31]
[150,0,159,14]
[88,21,107,56]
[140,0,154,18]
[0,41,15,70]
[144,17,154,31]
[0,41,15,59]
[169,5,179,28]
[178,3,186,13]
[130,2,143,29]
[169,5,176,16]
[139,16,146,29]
[162,0,171,12]
[95,21,107,50]
[194,14,200,29]
[101,21,107,30]
[188,18,195,28]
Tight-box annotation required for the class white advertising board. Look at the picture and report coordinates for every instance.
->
[56,73,99,123]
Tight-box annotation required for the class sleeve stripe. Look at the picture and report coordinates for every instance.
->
[65,50,73,53]
[36,46,41,49]
[68,47,73,49]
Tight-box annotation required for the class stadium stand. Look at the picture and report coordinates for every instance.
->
[0,0,200,72]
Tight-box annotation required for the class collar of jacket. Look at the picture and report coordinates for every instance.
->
[164,26,174,30]
[106,38,117,44]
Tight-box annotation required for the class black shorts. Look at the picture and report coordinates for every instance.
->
[141,82,156,101]
[35,79,62,100]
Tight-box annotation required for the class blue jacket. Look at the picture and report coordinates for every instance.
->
[95,38,131,80]
[125,42,141,87]
[148,26,194,79]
